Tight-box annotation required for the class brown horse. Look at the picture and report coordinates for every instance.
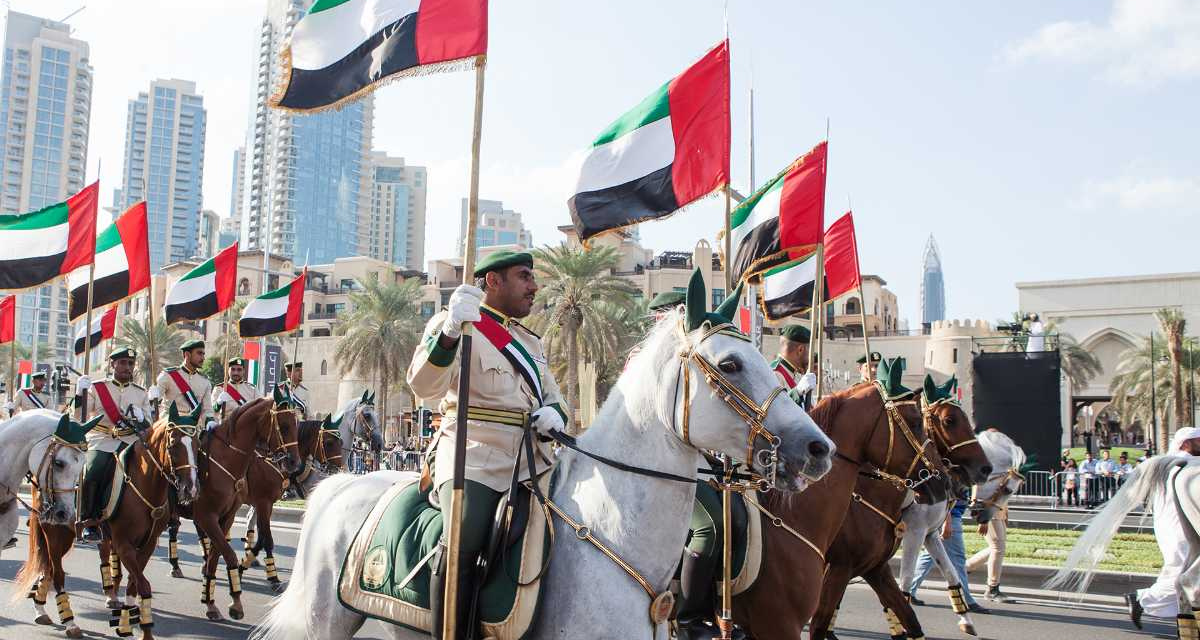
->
[92,404,203,639]
[810,388,992,640]
[181,395,300,621]
[13,500,81,638]
[730,382,945,640]
[237,416,346,591]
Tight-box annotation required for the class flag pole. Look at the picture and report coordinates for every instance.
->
[147,280,158,389]
[79,159,100,420]
[443,56,487,640]
[746,84,762,350]
[7,342,14,407]
[847,197,871,365]
[812,121,829,398]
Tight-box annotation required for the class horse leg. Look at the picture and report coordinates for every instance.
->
[217,510,246,620]
[167,514,184,578]
[133,544,157,640]
[100,537,121,609]
[258,502,283,593]
[863,564,924,640]
[810,562,851,640]
[27,519,52,625]
[109,540,141,638]
[43,524,83,639]
[241,504,260,570]
[195,512,224,621]
[924,533,976,636]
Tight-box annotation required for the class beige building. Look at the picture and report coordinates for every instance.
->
[364,151,427,270]
[826,275,901,338]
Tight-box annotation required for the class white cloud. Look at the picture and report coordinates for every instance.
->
[1004,0,1200,85]
[1074,172,1200,211]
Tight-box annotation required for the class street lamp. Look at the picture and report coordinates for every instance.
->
[1151,333,1158,454]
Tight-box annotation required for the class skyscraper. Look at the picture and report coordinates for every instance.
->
[230,145,245,221]
[0,12,92,363]
[242,0,373,264]
[921,234,946,327]
[366,151,426,269]
[457,199,532,256]
[119,78,206,269]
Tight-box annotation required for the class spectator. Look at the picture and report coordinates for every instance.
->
[1116,452,1135,488]
[1096,449,1118,503]
[1079,451,1100,508]
[909,488,988,613]
[1061,458,1079,507]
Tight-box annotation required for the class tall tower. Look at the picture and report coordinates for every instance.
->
[242,0,374,264]
[230,145,245,221]
[0,12,93,363]
[366,151,427,269]
[920,234,946,328]
[119,78,207,269]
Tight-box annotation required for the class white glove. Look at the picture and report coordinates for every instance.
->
[531,407,566,438]
[217,391,233,406]
[148,386,162,401]
[131,406,145,422]
[795,372,817,394]
[3,401,13,412]
[441,284,483,340]
[76,375,92,394]
[205,419,218,431]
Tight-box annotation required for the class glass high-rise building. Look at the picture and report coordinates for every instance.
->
[921,234,946,327]
[367,151,426,269]
[119,78,206,269]
[242,0,373,264]
[0,12,92,363]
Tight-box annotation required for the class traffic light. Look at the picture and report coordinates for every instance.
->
[419,409,434,438]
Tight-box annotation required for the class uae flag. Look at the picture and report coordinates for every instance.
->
[729,142,827,283]
[74,305,117,356]
[239,269,307,338]
[0,182,98,290]
[17,360,32,389]
[244,341,262,386]
[271,0,488,112]
[164,243,239,324]
[823,211,862,300]
[0,295,14,344]
[66,202,150,321]
[760,255,828,322]
[568,41,730,241]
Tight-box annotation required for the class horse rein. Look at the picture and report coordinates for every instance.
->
[872,382,944,490]
[921,395,979,479]
[673,319,787,488]
[122,422,199,521]
[3,435,82,519]
[202,402,295,491]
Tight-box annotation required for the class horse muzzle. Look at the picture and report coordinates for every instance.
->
[770,433,835,491]
[40,501,74,526]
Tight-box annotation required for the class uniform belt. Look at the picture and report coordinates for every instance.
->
[462,406,529,428]
[96,425,135,438]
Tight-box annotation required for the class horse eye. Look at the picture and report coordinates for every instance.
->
[1002,486,1013,495]
[54,459,64,469]
[718,358,741,374]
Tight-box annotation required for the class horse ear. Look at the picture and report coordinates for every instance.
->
[273,385,287,406]
[360,389,368,405]
[939,375,958,398]
[714,281,743,324]
[169,402,180,423]
[684,268,707,332]
[321,415,330,429]
[368,390,375,405]
[83,414,103,432]
[923,374,938,401]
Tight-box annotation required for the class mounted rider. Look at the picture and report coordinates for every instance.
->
[213,357,260,421]
[406,249,568,640]
[74,347,153,543]
[858,350,882,382]
[772,324,817,410]
[152,339,215,430]
[5,370,51,415]
[275,362,309,420]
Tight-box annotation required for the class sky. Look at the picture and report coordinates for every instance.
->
[6,0,1198,328]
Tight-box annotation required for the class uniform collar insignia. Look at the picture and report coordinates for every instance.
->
[480,304,510,326]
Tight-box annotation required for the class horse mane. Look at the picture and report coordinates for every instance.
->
[297,419,318,453]
[222,396,269,438]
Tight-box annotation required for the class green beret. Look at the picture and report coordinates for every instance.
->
[780,325,811,343]
[30,371,47,380]
[227,357,246,367]
[180,339,205,352]
[473,250,533,278]
[648,291,685,311]
[110,347,137,361]
[856,351,883,365]
[285,362,303,371]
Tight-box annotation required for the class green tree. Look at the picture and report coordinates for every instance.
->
[333,277,426,425]
[200,355,225,387]
[589,298,652,404]
[527,244,639,432]
[1059,332,1103,391]
[1157,308,1187,433]
[114,317,186,387]
[1109,333,1197,450]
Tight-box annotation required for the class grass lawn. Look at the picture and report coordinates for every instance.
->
[959,526,1160,574]
[277,499,306,509]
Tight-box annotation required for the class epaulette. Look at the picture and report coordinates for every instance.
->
[130,383,146,391]
[511,319,542,340]
[165,366,179,372]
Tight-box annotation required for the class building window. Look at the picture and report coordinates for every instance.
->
[952,348,958,364]
[712,288,725,307]
[421,301,435,319]
[320,360,328,375]
[845,297,860,315]
[238,278,250,295]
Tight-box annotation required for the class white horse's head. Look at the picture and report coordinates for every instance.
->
[970,430,1027,523]
[336,391,383,455]
[20,411,97,525]
[624,271,834,491]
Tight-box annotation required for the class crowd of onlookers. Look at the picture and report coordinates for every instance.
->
[1058,448,1138,508]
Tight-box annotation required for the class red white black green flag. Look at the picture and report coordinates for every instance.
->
[0,182,98,291]
[164,243,239,324]
[239,268,307,338]
[66,202,150,321]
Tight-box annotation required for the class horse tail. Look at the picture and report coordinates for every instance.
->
[11,513,48,603]
[252,471,361,640]
[1046,454,1186,592]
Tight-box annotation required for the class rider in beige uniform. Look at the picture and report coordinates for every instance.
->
[153,339,214,430]
[75,348,152,542]
[212,357,260,421]
[407,250,568,639]
[858,350,882,382]
[6,371,51,415]
[275,362,310,420]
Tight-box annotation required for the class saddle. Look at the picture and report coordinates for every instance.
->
[338,473,553,639]
[98,444,136,521]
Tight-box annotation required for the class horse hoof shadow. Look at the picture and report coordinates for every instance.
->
[959,622,977,636]
[34,614,52,625]
[229,607,244,621]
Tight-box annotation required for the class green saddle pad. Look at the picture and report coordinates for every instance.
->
[99,444,135,521]
[687,482,764,596]
[338,476,551,638]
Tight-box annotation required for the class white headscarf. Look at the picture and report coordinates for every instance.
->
[1171,427,1200,452]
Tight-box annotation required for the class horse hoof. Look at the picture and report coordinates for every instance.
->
[270,580,284,594]
[34,614,52,625]
[960,623,977,636]
[66,627,83,638]
[206,610,223,621]
[229,607,244,621]
[107,598,121,609]
[170,567,184,578]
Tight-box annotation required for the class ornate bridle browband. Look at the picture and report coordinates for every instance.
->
[872,382,944,490]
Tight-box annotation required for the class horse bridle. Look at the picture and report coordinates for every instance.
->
[204,402,296,489]
[972,467,1025,512]
[836,382,944,491]
[674,320,787,488]
[315,425,345,470]
[16,435,84,520]
[922,396,979,474]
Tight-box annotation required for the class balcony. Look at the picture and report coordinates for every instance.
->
[307,311,337,320]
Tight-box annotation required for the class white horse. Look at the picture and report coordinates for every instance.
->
[252,307,835,640]
[898,430,1026,635]
[1049,453,1200,637]
[0,409,90,559]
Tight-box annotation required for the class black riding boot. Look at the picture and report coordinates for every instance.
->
[429,547,477,640]
[676,550,718,640]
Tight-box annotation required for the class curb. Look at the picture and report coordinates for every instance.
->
[886,557,1155,601]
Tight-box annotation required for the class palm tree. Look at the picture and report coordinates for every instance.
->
[1059,332,1103,391]
[1157,308,1187,432]
[589,299,652,403]
[527,244,639,432]
[114,317,186,387]
[333,277,426,426]
[1111,333,1180,450]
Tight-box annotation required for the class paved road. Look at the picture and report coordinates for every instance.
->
[998,504,1152,533]
[0,509,1174,639]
